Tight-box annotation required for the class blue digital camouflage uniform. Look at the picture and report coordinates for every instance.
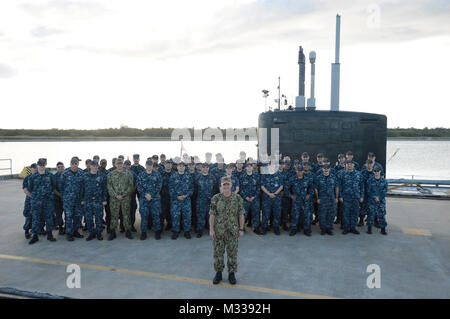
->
[195,173,216,232]
[22,174,32,232]
[169,172,194,233]
[128,170,138,227]
[281,168,294,225]
[367,176,388,227]
[360,168,374,219]
[83,171,107,234]
[137,170,163,232]
[239,171,261,228]
[53,171,64,228]
[160,170,172,226]
[315,173,338,231]
[28,171,56,235]
[61,168,85,235]
[260,171,283,229]
[302,170,315,225]
[211,165,226,194]
[339,170,364,230]
[289,174,314,230]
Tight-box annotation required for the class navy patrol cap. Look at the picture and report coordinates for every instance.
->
[368,152,376,157]
[91,160,99,166]
[296,165,304,171]
[133,154,140,159]
[373,166,381,172]
[71,156,80,164]
[145,159,152,166]
[338,153,345,158]
[323,163,331,169]
[124,160,131,165]
[37,158,47,166]
[301,152,309,157]
[294,159,300,164]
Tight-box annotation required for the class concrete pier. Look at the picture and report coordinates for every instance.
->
[0,179,449,299]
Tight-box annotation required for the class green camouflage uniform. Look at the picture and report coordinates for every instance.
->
[107,169,134,231]
[210,192,244,273]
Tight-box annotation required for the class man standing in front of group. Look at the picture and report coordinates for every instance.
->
[28,158,56,244]
[339,160,364,234]
[107,158,135,240]
[83,160,107,241]
[62,157,85,241]
[137,161,163,240]
[209,176,245,285]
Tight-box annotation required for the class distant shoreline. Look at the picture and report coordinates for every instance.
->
[1,136,449,142]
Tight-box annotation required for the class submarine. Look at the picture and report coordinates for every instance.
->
[257,15,387,172]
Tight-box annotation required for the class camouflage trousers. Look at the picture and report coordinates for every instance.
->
[261,195,282,228]
[110,197,131,231]
[170,198,192,233]
[196,197,211,232]
[31,197,54,235]
[367,200,387,228]
[318,198,337,230]
[213,231,239,273]
[342,198,360,230]
[85,200,104,234]
[290,197,307,230]
[53,197,64,227]
[243,197,260,228]
[139,198,162,232]
[63,199,83,235]
[281,195,292,224]
[23,196,32,231]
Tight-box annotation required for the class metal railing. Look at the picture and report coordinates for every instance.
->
[0,159,12,176]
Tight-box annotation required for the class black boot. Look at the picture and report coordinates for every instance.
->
[367,226,372,234]
[253,227,262,235]
[29,234,39,245]
[125,230,133,239]
[120,225,125,233]
[155,230,161,240]
[171,231,178,240]
[228,272,237,285]
[327,229,334,236]
[107,230,116,241]
[47,232,56,242]
[213,271,222,285]
[273,227,280,235]
[304,229,312,237]
[73,231,84,239]
[381,227,387,235]
[320,229,327,235]
[374,218,380,229]
[289,229,297,236]
[358,217,364,227]
[196,231,202,238]
[130,225,137,233]
[165,222,172,231]
[97,233,103,240]
[184,232,191,239]
[58,227,65,235]
[140,232,147,240]
[350,228,360,235]
[342,229,349,235]
[66,234,74,241]
[261,227,267,235]
[25,230,31,239]
[86,233,96,241]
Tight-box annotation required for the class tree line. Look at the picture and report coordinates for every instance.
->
[0,126,449,139]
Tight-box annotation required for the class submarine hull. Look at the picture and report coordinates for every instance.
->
[258,110,387,172]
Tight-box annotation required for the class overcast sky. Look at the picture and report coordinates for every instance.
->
[0,0,449,130]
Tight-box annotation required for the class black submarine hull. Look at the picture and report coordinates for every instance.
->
[258,110,387,172]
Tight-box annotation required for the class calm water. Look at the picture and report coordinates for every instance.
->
[1,140,449,180]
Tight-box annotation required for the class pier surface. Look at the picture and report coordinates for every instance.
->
[0,179,449,299]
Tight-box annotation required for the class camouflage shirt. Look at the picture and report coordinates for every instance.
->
[210,193,244,235]
[107,169,134,199]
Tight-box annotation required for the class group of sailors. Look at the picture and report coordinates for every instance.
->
[22,150,388,245]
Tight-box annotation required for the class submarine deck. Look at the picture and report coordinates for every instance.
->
[0,179,449,299]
